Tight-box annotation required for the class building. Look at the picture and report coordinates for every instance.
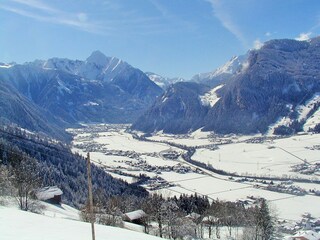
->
[36,186,63,205]
[289,230,320,240]
[122,210,147,225]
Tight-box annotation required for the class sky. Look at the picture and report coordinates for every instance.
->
[1,0,320,79]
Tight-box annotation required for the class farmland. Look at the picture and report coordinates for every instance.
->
[68,124,320,223]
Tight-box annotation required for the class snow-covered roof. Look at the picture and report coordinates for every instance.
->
[36,186,63,201]
[186,212,201,220]
[291,230,320,240]
[123,210,146,221]
[202,216,219,223]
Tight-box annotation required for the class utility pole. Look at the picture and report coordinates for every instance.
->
[87,152,96,240]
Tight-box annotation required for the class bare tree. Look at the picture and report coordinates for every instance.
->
[10,155,41,211]
[161,200,180,238]
[0,165,13,196]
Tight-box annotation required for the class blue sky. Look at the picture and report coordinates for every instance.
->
[1,0,320,79]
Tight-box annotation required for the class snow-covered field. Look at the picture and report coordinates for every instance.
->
[193,134,320,178]
[0,202,162,240]
[69,125,320,221]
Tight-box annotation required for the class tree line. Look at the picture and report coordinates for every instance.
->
[81,192,276,240]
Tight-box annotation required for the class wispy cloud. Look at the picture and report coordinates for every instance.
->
[0,0,113,35]
[295,32,312,41]
[1,0,194,36]
[205,0,248,49]
[11,0,57,13]
[148,0,197,33]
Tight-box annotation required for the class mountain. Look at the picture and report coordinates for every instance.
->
[191,54,247,87]
[0,80,68,140]
[132,82,210,133]
[0,51,163,137]
[132,37,320,134]
[145,72,184,89]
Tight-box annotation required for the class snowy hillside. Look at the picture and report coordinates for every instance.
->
[268,92,320,134]
[0,204,162,240]
[199,84,224,107]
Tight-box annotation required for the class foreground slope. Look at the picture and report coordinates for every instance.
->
[0,206,162,240]
[133,37,320,134]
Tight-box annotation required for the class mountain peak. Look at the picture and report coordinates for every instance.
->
[86,50,109,66]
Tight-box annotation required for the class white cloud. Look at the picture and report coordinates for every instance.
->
[265,32,271,37]
[205,0,248,49]
[295,32,312,41]
[253,39,264,50]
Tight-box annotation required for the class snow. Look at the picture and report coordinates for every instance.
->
[213,56,241,76]
[290,230,320,240]
[112,59,122,72]
[108,172,137,183]
[57,78,72,94]
[193,134,320,178]
[148,129,214,147]
[268,93,320,133]
[304,107,320,131]
[267,116,292,134]
[69,125,320,222]
[36,186,63,201]
[83,101,99,106]
[145,72,184,88]
[199,84,224,107]
[90,130,179,153]
[124,210,146,221]
[192,54,247,82]
[86,50,109,66]
[0,63,13,68]
[0,206,162,240]
[297,92,320,121]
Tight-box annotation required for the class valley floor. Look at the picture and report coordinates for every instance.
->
[68,125,320,223]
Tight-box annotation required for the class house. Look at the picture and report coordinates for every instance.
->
[36,186,63,205]
[186,212,202,222]
[289,230,320,240]
[122,210,147,225]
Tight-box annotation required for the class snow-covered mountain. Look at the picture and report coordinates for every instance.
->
[133,37,320,134]
[0,51,163,138]
[37,50,132,82]
[145,72,184,89]
[191,54,247,87]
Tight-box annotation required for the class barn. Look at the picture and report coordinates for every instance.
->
[122,210,147,225]
[36,186,63,205]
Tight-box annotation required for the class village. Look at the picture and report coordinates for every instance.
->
[67,124,320,239]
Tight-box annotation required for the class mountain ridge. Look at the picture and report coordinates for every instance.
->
[0,51,163,139]
[132,37,320,135]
